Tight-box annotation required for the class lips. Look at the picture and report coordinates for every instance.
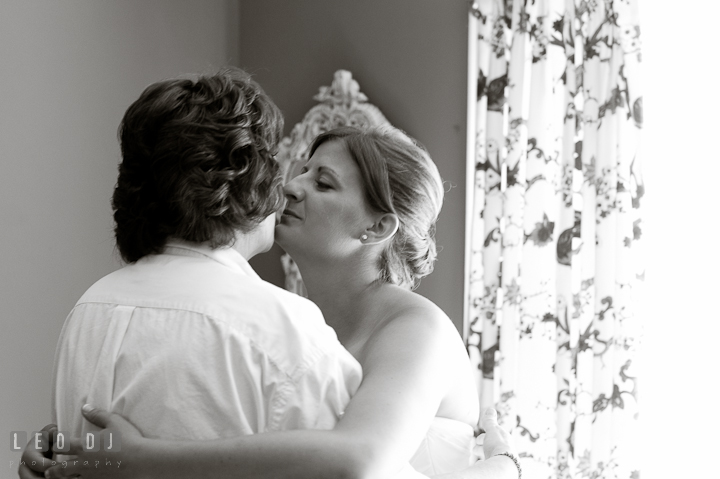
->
[282,208,302,220]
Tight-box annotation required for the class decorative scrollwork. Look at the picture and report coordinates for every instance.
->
[277,70,390,295]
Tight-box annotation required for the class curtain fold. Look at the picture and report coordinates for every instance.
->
[465,1,643,477]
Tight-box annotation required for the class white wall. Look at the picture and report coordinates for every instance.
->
[0,0,240,470]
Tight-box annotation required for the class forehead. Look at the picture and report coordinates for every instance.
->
[308,140,362,181]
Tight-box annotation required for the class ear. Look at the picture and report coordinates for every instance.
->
[362,213,399,245]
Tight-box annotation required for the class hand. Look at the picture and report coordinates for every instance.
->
[474,408,515,460]
[18,424,57,479]
[44,404,147,479]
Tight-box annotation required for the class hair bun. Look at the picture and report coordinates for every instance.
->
[388,222,438,289]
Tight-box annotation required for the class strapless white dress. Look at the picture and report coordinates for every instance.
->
[407,417,476,476]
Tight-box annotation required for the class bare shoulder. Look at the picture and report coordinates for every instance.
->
[368,285,480,425]
[376,285,450,326]
[367,285,460,354]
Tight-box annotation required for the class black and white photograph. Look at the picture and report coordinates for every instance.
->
[1,1,717,478]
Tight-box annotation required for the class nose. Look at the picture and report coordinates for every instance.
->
[283,177,305,203]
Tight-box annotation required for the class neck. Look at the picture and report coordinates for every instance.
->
[232,229,268,260]
[292,253,381,348]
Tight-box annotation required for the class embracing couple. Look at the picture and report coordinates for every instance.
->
[19,68,519,479]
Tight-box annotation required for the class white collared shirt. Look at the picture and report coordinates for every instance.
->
[51,241,362,440]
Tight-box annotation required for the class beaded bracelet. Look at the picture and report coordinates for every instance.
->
[495,451,522,478]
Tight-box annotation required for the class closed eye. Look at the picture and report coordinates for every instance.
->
[315,180,333,191]
[299,164,334,190]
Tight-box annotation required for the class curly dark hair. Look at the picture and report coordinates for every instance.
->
[112,68,284,263]
[308,126,444,290]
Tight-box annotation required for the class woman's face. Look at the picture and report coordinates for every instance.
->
[275,139,374,261]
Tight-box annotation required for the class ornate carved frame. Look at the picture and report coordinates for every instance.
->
[276,70,390,295]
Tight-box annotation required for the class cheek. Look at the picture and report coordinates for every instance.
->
[312,201,361,241]
[333,200,367,233]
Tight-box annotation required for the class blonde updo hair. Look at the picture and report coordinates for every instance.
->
[308,126,444,290]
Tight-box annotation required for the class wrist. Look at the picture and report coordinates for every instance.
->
[493,451,521,479]
[489,446,513,457]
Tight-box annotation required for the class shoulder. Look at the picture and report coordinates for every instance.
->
[81,254,323,321]
[79,255,350,376]
[376,286,454,338]
[360,285,473,390]
[360,286,458,365]
[367,286,479,425]
[258,280,323,317]
[213,275,357,381]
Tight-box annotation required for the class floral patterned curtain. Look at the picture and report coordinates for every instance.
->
[464,1,643,478]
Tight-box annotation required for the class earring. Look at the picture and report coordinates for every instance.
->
[360,234,368,242]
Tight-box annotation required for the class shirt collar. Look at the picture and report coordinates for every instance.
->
[162,239,262,280]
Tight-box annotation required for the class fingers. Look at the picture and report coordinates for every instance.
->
[21,449,49,471]
[473,433,486,460]
[65,438,85,456]
[479,407,498,430]
[18,463,44,479]
[21,440,51,472]
[81,404,111,428]
[44,462,83,478]
[42,425,59,460]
